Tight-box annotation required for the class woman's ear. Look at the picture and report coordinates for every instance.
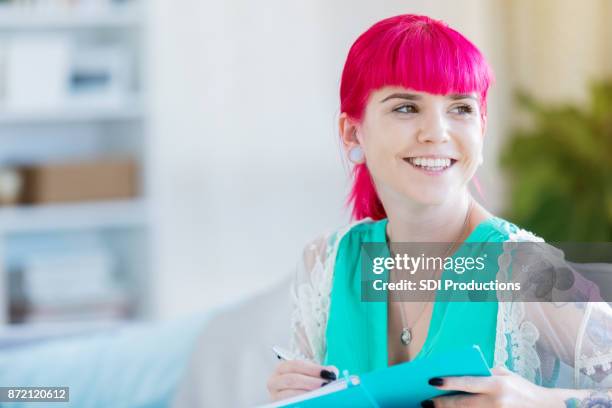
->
[339,113,365,164]
[339,113,360,148]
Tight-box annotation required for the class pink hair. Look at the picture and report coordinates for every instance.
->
[340,14,494,220]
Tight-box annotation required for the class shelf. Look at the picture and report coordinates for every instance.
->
[0,199,148,233]
[0,5,142,30]
[0,1,151,329]
[0,102,144,125]
[0,320,127,349]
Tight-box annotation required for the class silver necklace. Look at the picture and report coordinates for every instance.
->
[395,198,474,346]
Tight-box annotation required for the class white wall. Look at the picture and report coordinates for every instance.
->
[507,0,612,103]
[146,0,509,319]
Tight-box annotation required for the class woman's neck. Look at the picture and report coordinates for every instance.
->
[384,191,478,243]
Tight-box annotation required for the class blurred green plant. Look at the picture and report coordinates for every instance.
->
[501,81,612,241]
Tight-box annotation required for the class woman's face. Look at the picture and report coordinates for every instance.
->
[355,86,485,205]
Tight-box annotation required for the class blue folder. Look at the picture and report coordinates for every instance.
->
[280,345,491,408]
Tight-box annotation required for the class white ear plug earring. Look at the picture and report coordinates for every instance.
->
[348,146,365,164]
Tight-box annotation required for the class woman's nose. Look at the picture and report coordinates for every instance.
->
[416,112,450,144]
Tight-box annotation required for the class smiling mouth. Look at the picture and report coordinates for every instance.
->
[403,157,458,173]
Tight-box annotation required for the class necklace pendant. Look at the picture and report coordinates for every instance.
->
[400,328,412,346]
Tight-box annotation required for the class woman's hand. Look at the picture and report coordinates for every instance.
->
[422,366,561,407]
[267,360,339,401]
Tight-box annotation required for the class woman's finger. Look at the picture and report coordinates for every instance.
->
[426,393,489,408]
[269,372,329,393]
[490,365,512,376]
[276,359,338,379]
[429,374,500,394]
[273,389,310,402]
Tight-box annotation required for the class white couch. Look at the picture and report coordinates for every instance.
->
[172,276,293,407]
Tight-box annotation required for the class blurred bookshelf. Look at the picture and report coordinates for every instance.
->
[0,100,144,124]
[0,199,147,233]
[0,0,151,332]
[0,3,142,30]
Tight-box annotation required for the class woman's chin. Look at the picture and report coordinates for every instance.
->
[399,186,457,206]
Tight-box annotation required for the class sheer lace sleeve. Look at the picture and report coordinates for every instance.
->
[523,301,612,388]
[575,301,612,387]
[288,220,370,364]
[495,232,612,389]
[289,232,336,363]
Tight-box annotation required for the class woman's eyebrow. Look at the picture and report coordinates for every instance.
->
[379,93,422,103]
[447,93,478,101]
[379,93,478,103]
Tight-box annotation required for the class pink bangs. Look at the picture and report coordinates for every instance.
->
[340,14,494,220]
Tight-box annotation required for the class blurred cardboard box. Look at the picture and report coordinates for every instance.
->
[21,159,137,204]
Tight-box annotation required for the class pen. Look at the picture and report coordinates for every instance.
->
[272,345,296,361]
[271,346,358,391]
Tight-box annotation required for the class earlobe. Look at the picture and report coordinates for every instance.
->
[348,145,365,164]
[339,113,365,164]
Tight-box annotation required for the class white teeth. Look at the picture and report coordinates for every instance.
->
[408,157,452,170]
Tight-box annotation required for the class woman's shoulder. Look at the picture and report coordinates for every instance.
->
[296,218,385,277]
[303,216,544,252]
[476,216,544,243]
[301,218,384,253]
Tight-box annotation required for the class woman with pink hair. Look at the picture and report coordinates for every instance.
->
[267,14,612,407]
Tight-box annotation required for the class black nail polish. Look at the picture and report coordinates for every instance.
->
[428,377,444,386]
[421,400,434,408]
[320,369,337,380]
[321,381,331,387]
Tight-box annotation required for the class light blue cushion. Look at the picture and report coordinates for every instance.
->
[0,316,209,408]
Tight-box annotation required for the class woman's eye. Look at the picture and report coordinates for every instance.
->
[393,104,418,114]
[450,104,474,115]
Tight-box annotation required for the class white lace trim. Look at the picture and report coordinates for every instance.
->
[290,241,330,362]
[290,219,372,363]
[495,302,541,382]
[578,352,612,376]
[574,301,592,385]
[575,302,612,383]
[494,221,544,384]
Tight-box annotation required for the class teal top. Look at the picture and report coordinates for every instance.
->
[323,216,513,376]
